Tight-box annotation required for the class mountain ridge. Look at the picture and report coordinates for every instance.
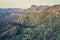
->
[0,4,60,40]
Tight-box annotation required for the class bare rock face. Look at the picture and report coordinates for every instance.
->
[25,5,49,13]
[16,16,37,28]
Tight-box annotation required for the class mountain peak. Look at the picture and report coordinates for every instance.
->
[25,5,50,13]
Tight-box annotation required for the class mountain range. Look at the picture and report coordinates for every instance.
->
[0,4,60,27]
[0,5,50,25]
[0,4,60,40]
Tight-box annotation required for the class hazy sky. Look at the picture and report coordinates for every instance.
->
[0,0,60,9]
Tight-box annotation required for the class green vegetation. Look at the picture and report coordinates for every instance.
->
[0,4,60,40]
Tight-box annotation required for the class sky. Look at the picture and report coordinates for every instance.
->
[0,0,60,9]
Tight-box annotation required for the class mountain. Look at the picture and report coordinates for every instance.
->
[0,4,60,40]
[0,8,24,13]
[0,8,25,22]
[0,5,49,25]
[24,5,50,13]
[0,8,24,18]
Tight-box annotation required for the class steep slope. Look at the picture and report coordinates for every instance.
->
[0,4,60,40]
[0,13,19,26]
[0,8,24,19]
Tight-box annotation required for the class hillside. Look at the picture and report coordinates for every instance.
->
[0,4,60,40]
[0,5,49,25]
